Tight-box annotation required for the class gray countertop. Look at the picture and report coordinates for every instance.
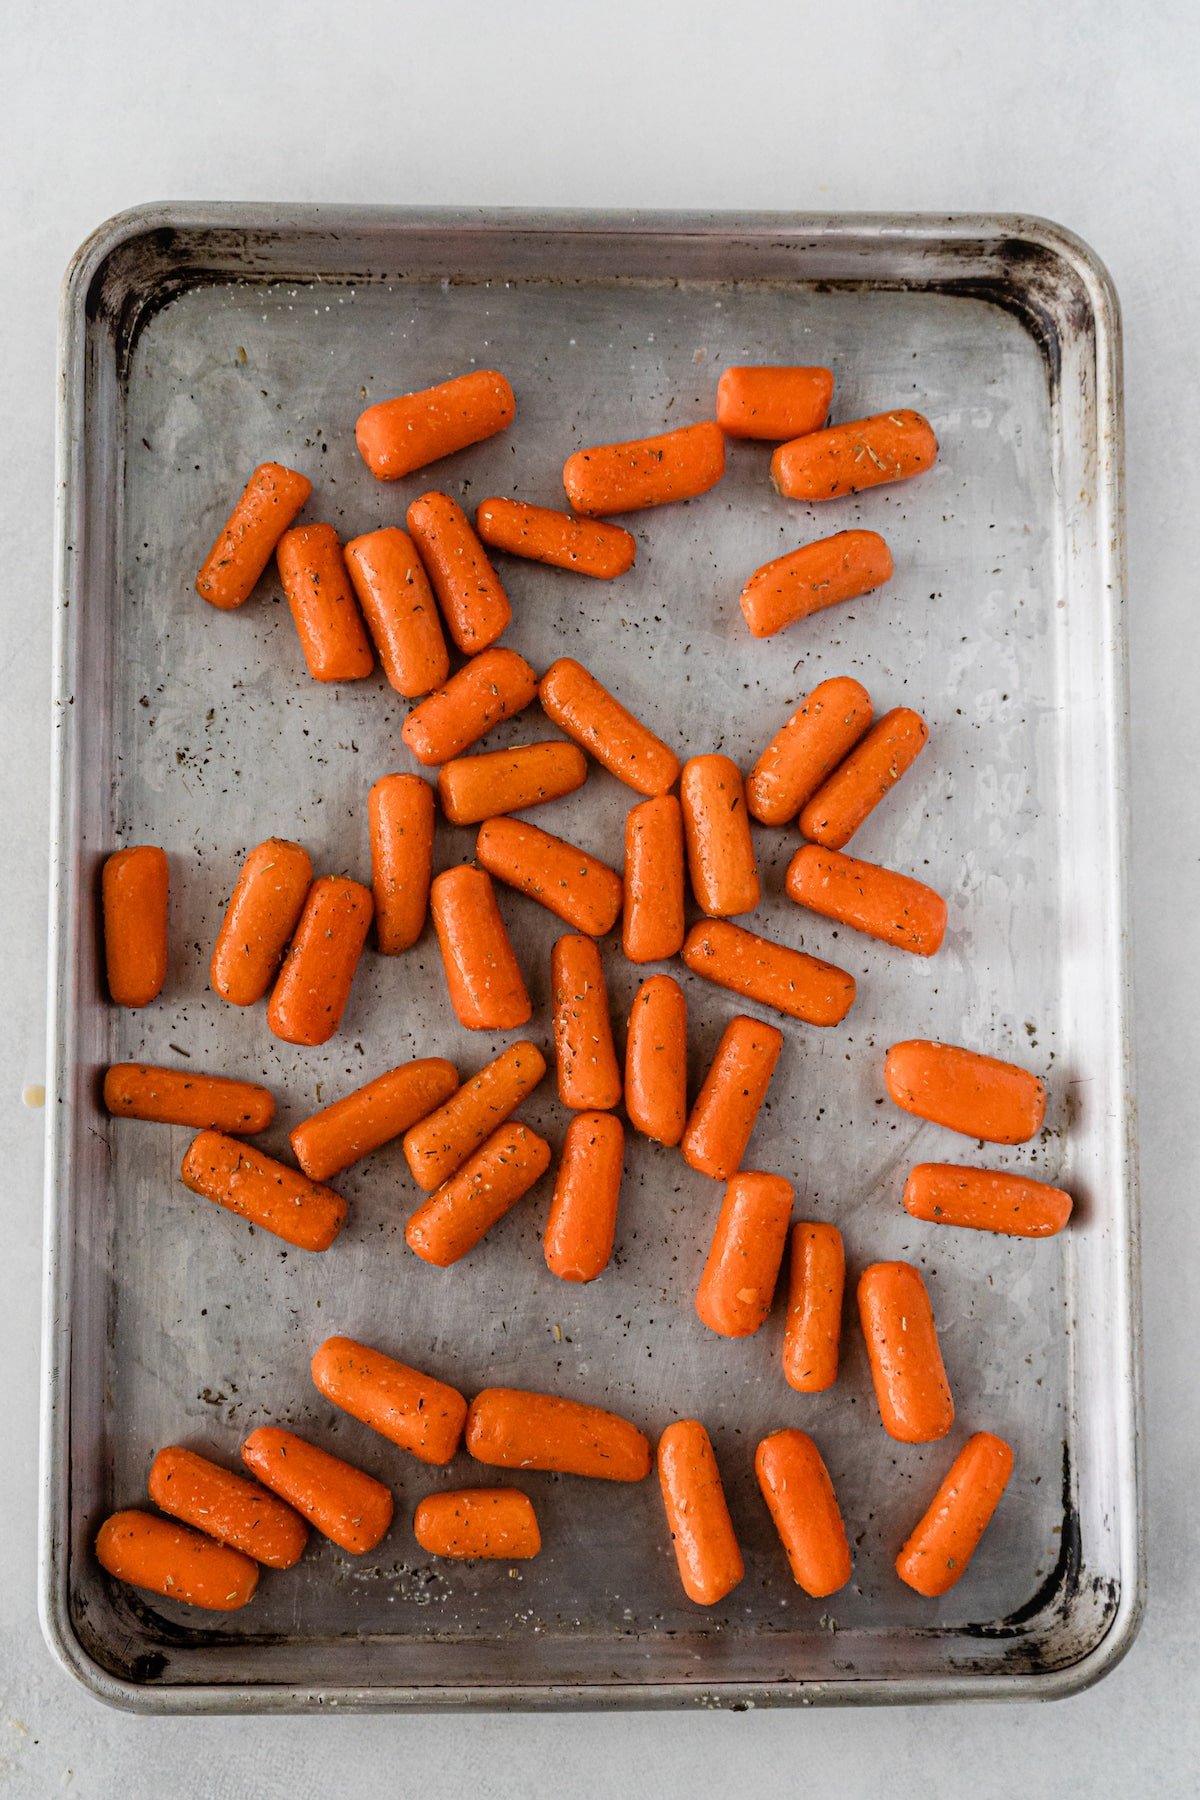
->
[2,2,1197,1793]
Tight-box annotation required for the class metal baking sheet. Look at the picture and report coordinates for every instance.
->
[42,207,1141,1710]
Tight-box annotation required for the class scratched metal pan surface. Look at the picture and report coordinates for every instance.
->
[42,208,1140,1711]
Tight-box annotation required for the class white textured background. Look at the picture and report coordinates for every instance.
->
[2,2,1197,1794]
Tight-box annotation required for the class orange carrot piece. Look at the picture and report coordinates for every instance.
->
[782,1222,845,1394]
[799,706,929,850]
[476,497,636,579]
[104,1063,274,1135]
[180,1129,347,1253]
[884,1040,1047,1144]
[739,529,894,639]
[344,526,449,697]
[896,1432,1015,1597]
[682,920,855,1027]
[622,793,685,962]
[414,1488,542,1561]
[403,1041,545,1192]
[771,408,938,501]
[402,646,537,766]
[539,657,680,796]
[210,837,313,1005]
[657,1420,744,1606]
[437,741,587,827]
[680,754,761,918]
[405,1121,551,1266]
[311,1336,468,1464]
[465,1387,651,1482]
[695,1172,793,1338]
[563,420,726,515]
[624,974,688,1147]
[406,491,512,656]
[682,1015,783,1180]
[716,365,834,441]
[266,875,373,1046]
[290,1057,459,1181]
[95,1510,258,1611]
[476,816,623,937]
[755,1431,852,1597]
[240,1426,393,1554]
[102,846,168,1008]
[544,1112,624,1282]
[746,676,873,827]
[904,1163,1071,1237]
[196,461,311,610]
[551,933,621,1110]
[430,866,531,1031]
[368,773,435,955]
[275,523,374,681]
[355,369,515,481]
[786,844,947,956]
[858,1261,954,1444]
[148,1446,309,1569]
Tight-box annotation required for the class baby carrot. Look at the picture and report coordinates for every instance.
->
[241,1427,393,1554]
[311,1336,468,1465]
[904,1163,1072,1237]
[657,1421,744,1606]
[180,1130,347,1252]
[739,530,894,639]
[266,876,374,1046]
[403,1041,546,1192]
[369,773,434,955]
[622,794,685,962]
[551,933,621,1110]
[798,706,929,850]
[786,844,947,956]
[746,676,874,827]
[476,816,623,937]
[466,1387,651,1482]
[681,1015,783,1180]
[716,365,834,441]
[290,1057,459,1181]
[539,657,680,796]
[430,866,531,1031]
[148,1446,309,1569]
[544,1112,624,1282]
[402,647,538,766]
[210,837,313,1005]
[680,754,761,918]
[682,920,855,1027]
[771,409,938,501]
[476,497,636,579]
[782,1222,845,1394]
[896,1432,1015,1597]
[563,421,726,515]
[355,369,515,481]
[95,1510,258,1611]
[196,461,311,610]
[414,1489,542,1561]
[275,523,374,681]
[624,974,688,1147]
[695,1172,793,1338]
[405,1121,551,1266]
[406,491,511,656]
[858,1261,954,1444]
[102,846,168,1008]
[104,1064,274,1135]
[344,526,449,697]
[755,1431,852,1597]
[438,741,588,825]
[884,1040,1047,1144]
